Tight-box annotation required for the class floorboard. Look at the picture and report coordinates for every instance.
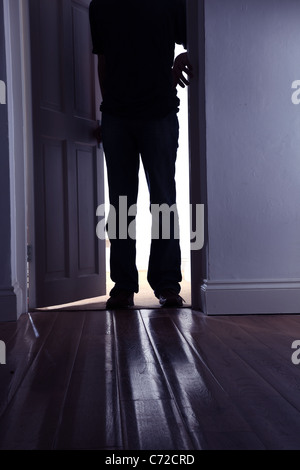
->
[186,314,300,450]
[142,310,265,450]
[55,311,122,450]
[0,311,84,449]
[0,309,300,450]
[113,310,193,450]
[0,311,58,420]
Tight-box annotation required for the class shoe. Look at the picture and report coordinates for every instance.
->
[159,289,185,308]
[106,290,134,309]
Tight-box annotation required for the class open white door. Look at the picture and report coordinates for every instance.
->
[28,0,106,308]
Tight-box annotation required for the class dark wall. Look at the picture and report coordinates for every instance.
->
[0,0,11,289]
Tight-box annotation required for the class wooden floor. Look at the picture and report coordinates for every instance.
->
[1,307,300,450]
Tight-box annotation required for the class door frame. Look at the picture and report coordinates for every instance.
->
[3,0,32,317]
[187,0,207,311]
[5,0,203,317]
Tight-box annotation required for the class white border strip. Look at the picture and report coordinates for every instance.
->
[3,0,29,318]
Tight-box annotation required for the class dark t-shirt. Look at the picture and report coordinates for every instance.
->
[89,0,187,119]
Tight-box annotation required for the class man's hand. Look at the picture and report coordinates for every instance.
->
[93,124,102,145]
[172,52,193,89]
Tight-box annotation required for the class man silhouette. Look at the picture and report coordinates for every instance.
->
[89,0,193,309]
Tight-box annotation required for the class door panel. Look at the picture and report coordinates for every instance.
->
[43,138,68,281]
[72,2,95,119]
[39,0,63,112]
[29,0,106,308]
[76,145,99,276]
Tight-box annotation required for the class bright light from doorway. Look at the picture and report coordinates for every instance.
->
[104,45,191,302]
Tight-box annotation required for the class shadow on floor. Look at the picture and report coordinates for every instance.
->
[37,270,192,311]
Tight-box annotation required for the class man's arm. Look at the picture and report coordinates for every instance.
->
[97,54,106,98]
[93,54,106,145]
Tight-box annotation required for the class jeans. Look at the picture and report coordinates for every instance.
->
[101,111,182,298]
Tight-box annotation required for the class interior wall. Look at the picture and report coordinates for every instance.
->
[206,0,300,280]
[190,0,300,314]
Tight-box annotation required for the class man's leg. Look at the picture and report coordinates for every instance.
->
[138,112,182,300]
[101,114,140,299]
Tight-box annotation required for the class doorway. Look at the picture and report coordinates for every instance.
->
[104,44,192,307]
[3,0,197,320]
[22,2,192,312]
[38,46,192,312]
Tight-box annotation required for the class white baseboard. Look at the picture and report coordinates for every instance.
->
[200,279,300,315]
